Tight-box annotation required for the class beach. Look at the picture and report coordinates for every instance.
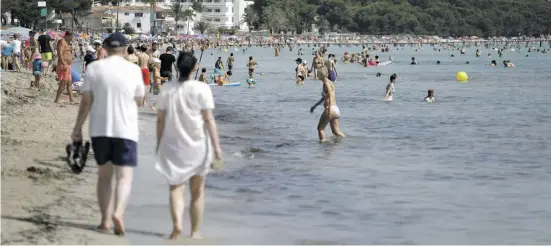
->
[0,72,131,244]
[1,45,551,244]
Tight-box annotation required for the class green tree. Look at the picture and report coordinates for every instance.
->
[182,9,195,35]
[262,4,287,34]
[193,21,211,34]
[191,0,204,12]
[170,2,184,35]
[242,5,259,32]
[123,22,135,34]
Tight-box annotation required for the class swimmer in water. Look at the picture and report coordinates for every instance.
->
[437,61,441,65]
[410,57,417,65]
[424,89,435,103]
[247,56,257,77]
[506,60,515,67]
[490,60,497,66]
[325,54,337,82]
[312,52,324,79]
[295,58,305,85]
[342,52,351,63]
[310,66,345,142]
[384,74,396,101]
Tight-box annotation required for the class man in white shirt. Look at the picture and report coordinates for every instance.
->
[71,32,144,236]
[11,34,22,72]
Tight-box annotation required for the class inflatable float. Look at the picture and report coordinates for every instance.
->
[210,82,241,87]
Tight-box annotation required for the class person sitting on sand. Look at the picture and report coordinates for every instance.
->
[424,89,435,103]
[155,52,222,240]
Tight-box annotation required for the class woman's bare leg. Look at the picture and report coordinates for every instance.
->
[189,175,205,239]
[112,166,133,236]
[169,184,185,240]
[97,163,114,231]
[317,112,330,142]
[330,119,346,137]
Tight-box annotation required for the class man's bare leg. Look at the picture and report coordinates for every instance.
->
[169,184,185,240]
[65,80,74,103]
[54,80,66,103]
[189,175,205,239]
[112,166,133,236]
[142,87,147,106]
[97,163,114,231]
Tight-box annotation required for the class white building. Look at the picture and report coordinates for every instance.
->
[159,0,253,31]
[94,5,160,34]
[233,0,253,31]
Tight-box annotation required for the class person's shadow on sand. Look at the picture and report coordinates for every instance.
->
[1,215,165,238]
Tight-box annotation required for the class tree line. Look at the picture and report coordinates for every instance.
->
[244,0,551,37]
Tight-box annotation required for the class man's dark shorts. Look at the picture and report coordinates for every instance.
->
[91,137,138,166]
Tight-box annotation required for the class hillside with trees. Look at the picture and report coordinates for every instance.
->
[245,0,551,37]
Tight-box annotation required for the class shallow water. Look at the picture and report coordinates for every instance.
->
[120,45,551,244]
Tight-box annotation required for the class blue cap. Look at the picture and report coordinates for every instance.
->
[103,32,127,48]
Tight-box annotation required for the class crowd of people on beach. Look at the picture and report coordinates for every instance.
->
[2,27,551,241]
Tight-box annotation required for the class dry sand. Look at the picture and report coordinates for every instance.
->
[0,71,131,244]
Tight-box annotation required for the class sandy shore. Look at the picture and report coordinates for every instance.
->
[0,71,131,244]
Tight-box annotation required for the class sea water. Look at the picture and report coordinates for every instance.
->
[119,45,551,244]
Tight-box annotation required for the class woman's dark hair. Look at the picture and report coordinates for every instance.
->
[127,46,134,55]
[227,71,232,76]
[177,52,197,82]
[201,68,206,72]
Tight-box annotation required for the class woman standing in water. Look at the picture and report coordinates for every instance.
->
[424,89,435,103]
[155,52,223,240]
[384,74,396,101]
[315,66,345,142]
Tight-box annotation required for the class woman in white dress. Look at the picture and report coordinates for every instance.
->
[155,52,223,240]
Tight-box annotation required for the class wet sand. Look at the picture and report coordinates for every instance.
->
[0,71,131,244]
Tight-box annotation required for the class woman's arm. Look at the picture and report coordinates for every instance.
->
[156,110,166,153]
[202,109,222,160]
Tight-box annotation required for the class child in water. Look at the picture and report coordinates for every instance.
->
[217,70,232,86]
[198,68,208,83]
[424,89,435,103]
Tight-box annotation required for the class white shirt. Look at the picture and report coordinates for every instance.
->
[155,80,215,185]
[0,40,8,49]
[11,39,22,54]
[81,56,145,142]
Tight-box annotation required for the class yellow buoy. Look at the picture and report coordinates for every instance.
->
[456,71,469,82]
